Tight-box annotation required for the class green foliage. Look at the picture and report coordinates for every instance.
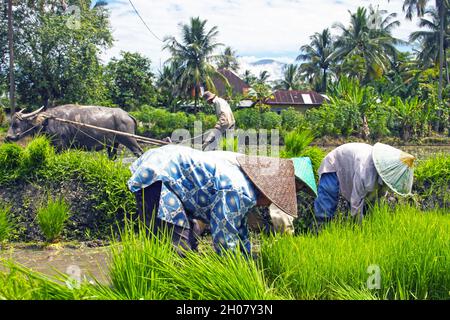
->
[260,111,282,130]
[8,1,113,107]
[261,204,450,299]
[0,204,12,242]
[281,108,308,131]
[106,52,158,111]
[234,108,261,130]
[37,197,70,242]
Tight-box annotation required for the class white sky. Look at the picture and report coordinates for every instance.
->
[101,0,422,79]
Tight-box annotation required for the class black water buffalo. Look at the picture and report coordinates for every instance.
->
[5,104,143,158]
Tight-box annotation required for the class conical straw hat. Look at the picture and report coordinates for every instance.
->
[292,157,317,195]
[372,143,415,196]
[237,156,298,218]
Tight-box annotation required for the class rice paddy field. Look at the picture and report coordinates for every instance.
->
[0,138,449,300]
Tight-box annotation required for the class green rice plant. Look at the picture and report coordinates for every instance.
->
[0,261,94,300]
[0,143,23,184]
[22,135,55,174]
[414,154,450,208]
[37,197,70,242]
[260,204,450,300]
[281,128,315,158]
[163,247,291,300]
[96,220,179,300]
[0,205,12,242]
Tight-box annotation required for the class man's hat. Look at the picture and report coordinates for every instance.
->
[372,143,415,196]
[203,91,216,102]
[237,155,298,218]
[292,157,318,195]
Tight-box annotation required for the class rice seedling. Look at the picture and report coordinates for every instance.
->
[0,205,12,243]
[260,203,450,300]
[37,197,70,242]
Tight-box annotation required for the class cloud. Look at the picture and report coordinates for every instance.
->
[101,0,421,77]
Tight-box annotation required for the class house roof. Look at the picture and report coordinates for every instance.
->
[213,69,250,97]
[266,90,327,106]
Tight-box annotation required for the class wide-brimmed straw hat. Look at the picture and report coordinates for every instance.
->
[292,157,317,195]
[202,91,216,102]
[237,155,298,218]
[372,143,415,196]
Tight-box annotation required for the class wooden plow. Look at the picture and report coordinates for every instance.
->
[50,117,170,147]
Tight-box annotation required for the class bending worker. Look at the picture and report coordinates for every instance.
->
[201,91,235,150]
[127,145,303,256]
[314,142,415,228]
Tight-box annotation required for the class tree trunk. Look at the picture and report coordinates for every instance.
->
[322,68,327,93]
[7,0,15,115]
[194,85,198,114]
[435,2,445,132]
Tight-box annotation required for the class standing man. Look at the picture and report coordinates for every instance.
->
[202,91,235,150]
[128,145,298,256]
[314,143,415,228]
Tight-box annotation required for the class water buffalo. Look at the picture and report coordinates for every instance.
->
[5,104,143,158]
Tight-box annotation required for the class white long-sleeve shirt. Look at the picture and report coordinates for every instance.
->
[318,143,384,216]
[212,97,235,130]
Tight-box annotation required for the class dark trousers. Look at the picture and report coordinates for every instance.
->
[134,182,201,255]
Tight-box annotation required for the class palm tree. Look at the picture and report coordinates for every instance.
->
[217,46,239,71]
[257,70,270,84]
[410,8,449,77]
[275,64,301,90]
[297,28,334,92]
[332,7,400,84]
[242,69,257,85]
[403,0,449,101]
[164,17,223,109]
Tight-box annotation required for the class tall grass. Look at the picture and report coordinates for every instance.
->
[0,205,12,242]
[260,204,450,300]
[37,197,70,242]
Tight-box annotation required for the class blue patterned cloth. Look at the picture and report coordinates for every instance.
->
[128,145,258,254]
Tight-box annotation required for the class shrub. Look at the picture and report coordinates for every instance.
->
[260,111,282,130]
[281,108,308,131]
[37,197,70,242]
[234,108,261,130]
[0,205,12,243]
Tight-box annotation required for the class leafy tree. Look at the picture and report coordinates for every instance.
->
[106,51,157,111]
[297,28,334,92]
[3,0,113,108]
[163,17,223,109]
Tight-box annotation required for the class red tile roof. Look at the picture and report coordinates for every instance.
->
[266,90,326,106]
[213,69,250,97]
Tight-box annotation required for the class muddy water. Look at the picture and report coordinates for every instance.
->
[0,245,111,284]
